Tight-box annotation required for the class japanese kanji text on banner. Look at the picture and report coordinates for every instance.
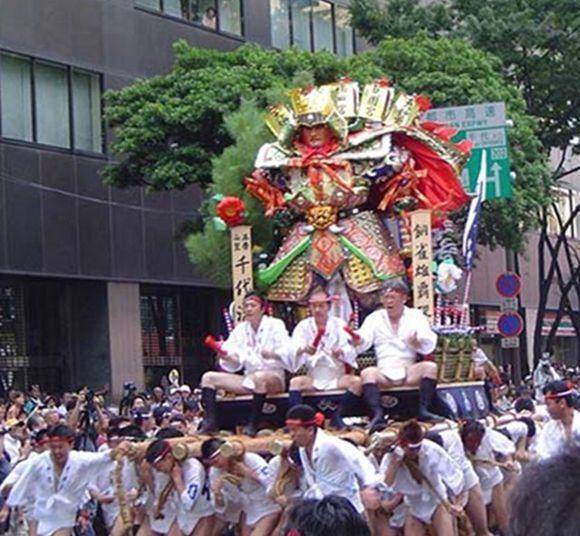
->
[411,210,434,320]
[230,225,253,323]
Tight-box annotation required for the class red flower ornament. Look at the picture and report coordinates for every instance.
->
[216,196,246,227]
[414,94,432,112]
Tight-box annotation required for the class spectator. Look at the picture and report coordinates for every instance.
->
[202,6,217,29]
[3,420,27,466]
[6,391,25,421]
[509,446,580,536]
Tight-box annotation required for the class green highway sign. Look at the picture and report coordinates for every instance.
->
[424,102,512,199]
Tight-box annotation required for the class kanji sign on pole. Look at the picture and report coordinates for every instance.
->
[410,210,434,320]
[424,102,512,199]
[230,225,253,323]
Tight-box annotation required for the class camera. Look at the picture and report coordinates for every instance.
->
[123,381,137,391]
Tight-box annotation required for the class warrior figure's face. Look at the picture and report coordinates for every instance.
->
[298,124,335,148]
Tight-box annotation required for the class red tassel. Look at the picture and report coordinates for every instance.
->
[314,412,325,427]
[312,328,325,348]
[204,335,227,356]
[456,139,474,153]
[343,325,361,344]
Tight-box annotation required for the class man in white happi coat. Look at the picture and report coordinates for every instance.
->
[426,428,492,536]
[88,427,143,536]
[4,424,128,536]
[285,405,379,515]
[534,380,580,461]
[200,292,294,436]
[201,437,281,536]
[382,421,464,536]
[0,428,51,536]
[141,439,214,536]
[289,287,362,429]
[460,420,516,535]
[354,280,449,425]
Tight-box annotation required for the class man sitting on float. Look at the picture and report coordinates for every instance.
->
[200,292,294,436]
[289,286,362,429]
[353,279,450,425]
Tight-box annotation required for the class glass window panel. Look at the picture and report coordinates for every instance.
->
[270,0,290,49]
[164,0,183,17]
[291,0,312,51]
[34,62,70,148]
[135,0,161,9]
[72,71,102,153]
[179,0,196,20]
[193,0,218,29]
[312,0,333,52]
[0,53,33,141]
[335,5,354,57]
[219,0,242,35]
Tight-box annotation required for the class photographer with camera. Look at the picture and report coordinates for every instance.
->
[67,388,108,452]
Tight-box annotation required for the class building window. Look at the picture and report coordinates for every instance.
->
[141,294,180,360]
[135,0,160,9]
[335,4,354,57]
[292,0,313,51]
[197,0,218,30]
[312,1,334,52]
[72,70,103,153]
[35,61,70,148]
[270,0,291,49]
[135,0,243,36]
[0,51,103,153]
[0,54,33,142]
[219,0,242,35]
[271,1,355,56]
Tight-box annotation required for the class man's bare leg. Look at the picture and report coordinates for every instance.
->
[27,519,38,536]
[50,529,73,536]
[490,483,509,535]
[248,512,280,536]
[361,367,395,429]
[406,361,450,420]
[192,516,215,535]
[404,515,426,536]
[431,504,455,535]
[200,372,249,432]
[244,371,285,436]
[136,514,153,536]
[464,484,493,536]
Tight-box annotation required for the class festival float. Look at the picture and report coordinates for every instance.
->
[205,79,490,431]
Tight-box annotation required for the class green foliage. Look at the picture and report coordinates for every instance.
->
[105,37,551,282]
[104,42,349,191]
[184,101,273,286]
[350,0,580,157]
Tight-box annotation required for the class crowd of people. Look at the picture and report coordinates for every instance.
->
[0,281,578,536]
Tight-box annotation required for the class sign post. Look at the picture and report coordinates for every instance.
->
[495,272,522,351]
[424,102,512,199]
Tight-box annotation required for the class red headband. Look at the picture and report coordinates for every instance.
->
[49,437,74,445]
[307,294,339,304]
[286,412,325,428]
[545,389,575,400]
[245,295,265,306]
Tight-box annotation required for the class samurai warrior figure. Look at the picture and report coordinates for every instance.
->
[245,79,471,313]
